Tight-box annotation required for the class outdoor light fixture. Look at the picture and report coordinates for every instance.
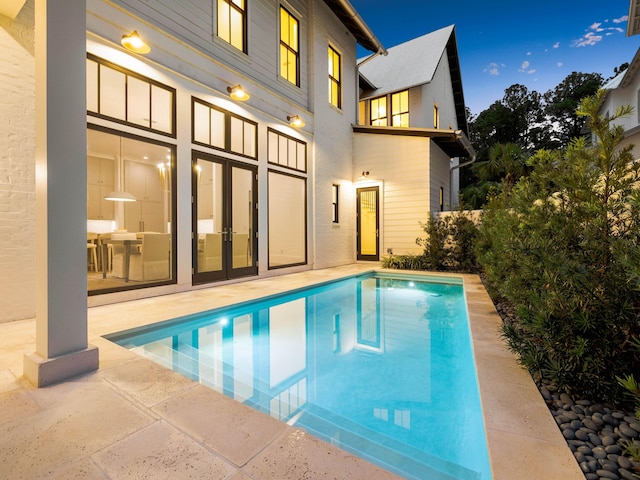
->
[360,171,370,178]
[227,85,250,101]
[287,115,305,128]
[121,30,151,54]
[105,137,137,202]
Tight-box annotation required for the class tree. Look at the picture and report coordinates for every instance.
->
[475,142,528,194]
[477,90,640,403]
[544,71,603,145]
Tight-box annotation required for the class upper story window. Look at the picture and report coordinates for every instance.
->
[328,46,342,109]
[391,90,409,127]
[86,54,175,137]
[217,0,247,52]
[280,6,299,86]
[370,96,387,126]
[433,102,440,128]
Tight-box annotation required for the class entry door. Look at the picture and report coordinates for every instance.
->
[356,186,379,261]
[192,154,257,284]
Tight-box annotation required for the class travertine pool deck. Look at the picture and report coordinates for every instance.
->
[0,265,584,479]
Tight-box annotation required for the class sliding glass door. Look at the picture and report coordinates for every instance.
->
[192,153,257,283]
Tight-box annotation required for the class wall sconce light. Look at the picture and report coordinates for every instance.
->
[287,115,305,128]
[360,171,370,179]
[121,30,151,54]
[227,85,250,101]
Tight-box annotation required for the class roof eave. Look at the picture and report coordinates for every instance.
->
[322,0,386,54]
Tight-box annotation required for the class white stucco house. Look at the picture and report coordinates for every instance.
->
[0,0,472,385]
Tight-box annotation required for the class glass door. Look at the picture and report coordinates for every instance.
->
[356,186,379,261]
[193,153,257,284]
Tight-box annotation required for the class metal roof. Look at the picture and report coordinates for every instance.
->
[358,25,468,135]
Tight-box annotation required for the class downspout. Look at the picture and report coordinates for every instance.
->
[449,130,476,207]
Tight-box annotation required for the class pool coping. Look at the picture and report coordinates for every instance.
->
[0,265,585,479]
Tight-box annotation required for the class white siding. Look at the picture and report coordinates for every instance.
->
[0,0,36,322]
[310,1,359,269]
[419,52,458,130]
[353,133,430,255]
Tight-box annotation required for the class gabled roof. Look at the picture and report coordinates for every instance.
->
[358,25,468,135]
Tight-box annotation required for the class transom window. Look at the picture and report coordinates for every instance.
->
[391,90,409,127]
[280,6,299,86]
[370,96,387,126]
[217,0,247,52]
[192,97,257,159]
[267,128,307,172]
[86,54,175,137]
[328,46,341,109]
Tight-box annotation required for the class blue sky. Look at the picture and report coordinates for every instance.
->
[350,0,640,116]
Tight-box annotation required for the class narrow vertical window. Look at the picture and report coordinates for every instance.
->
[328,46,341,109]
[280,7,299,86]
[218,0,247,52]
[433,102,440,128]
[332,184,339,223]
[439,187,444,212]
[358,100,366,125]
[391,90,409,127]
[370,96,387,126]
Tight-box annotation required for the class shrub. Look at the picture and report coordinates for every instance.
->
[477,90,640,403]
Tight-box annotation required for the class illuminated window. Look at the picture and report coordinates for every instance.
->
[434,102,440,128]
[267,128,307,172]
[439,186,444,212]
[280,7,299,86]
[358,100,366,125]
[391,90,409,127]
[370,96,387,126]
[217,0,246,52]
[328,46,341,108]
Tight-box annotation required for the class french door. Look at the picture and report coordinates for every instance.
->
[192,153,257,284]
[356,186,379,261]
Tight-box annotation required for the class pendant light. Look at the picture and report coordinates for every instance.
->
[105,137,137,202]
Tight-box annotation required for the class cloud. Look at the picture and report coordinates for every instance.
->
[553,42,560,49]
[572,17,627,47]
[557,62,563,67]
[484,62,504,76]
[526,51,532,56]
[518,61,536,74]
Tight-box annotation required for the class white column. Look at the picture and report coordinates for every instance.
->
[23,0,98,387]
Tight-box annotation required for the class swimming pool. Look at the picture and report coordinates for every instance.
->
[108,272,492,480]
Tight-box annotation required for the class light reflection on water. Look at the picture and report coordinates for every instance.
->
[114,274,491,480]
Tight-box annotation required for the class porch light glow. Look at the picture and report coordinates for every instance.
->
[121,30,151,54]
[227,85,250,101]
[287,115,305,128]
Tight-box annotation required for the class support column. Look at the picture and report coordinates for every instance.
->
[23,0,98,387]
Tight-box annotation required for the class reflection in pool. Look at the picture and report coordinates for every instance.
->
[108,273,491,480]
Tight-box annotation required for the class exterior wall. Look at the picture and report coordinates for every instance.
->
[419,52,458,131]
[310,1,358,269]
[0,0,36,322]
[430,146,451,211]
[353,133,430,256]
[602,73,640,161]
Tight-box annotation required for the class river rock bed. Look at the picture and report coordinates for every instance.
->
[541,383,640,480]
[492,299,640,480]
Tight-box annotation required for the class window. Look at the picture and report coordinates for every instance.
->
[358,101,366,125]
[280,7,299,86]
[439,187,444,212]
[332,184,339,223]
[86,55,175,136]
[267,128,307,172]
[370,96,387,126]
[268,171,307,268]
[192,97,257,159]
[217,0,247,52]
[391,90,409,127]
[434,102,440,128]
[328,46,341,108]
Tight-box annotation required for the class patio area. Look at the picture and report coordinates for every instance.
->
[0,265,583,479]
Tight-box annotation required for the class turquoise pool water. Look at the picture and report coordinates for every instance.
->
[109,273,492,480]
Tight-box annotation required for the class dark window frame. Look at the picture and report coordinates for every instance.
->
[217,0,248,53]
[328,45,342,109]
[86,53,176,138]
[279,5,300,86]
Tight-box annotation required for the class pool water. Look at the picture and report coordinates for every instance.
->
[109,273,492,480]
